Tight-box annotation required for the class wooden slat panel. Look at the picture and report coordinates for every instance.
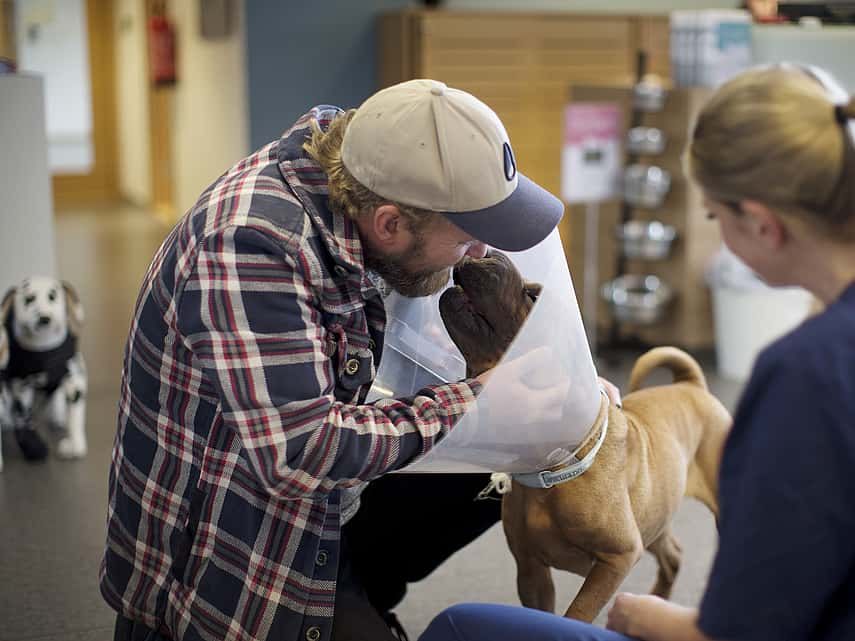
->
[635,16,672,80]
[377,11,419,89]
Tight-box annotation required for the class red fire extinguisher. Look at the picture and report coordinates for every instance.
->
[148,12,177,85]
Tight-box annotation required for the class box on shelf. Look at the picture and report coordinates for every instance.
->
[670,10,752,88]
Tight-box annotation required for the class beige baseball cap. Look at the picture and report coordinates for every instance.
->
[341,79,564,251]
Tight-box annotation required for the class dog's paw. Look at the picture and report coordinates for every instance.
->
[57,437,87,459]
[15,428,49,461]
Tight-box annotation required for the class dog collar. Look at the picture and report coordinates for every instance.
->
[511,387,610,489]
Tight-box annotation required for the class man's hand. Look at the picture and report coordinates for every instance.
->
[475,357,621,428]
[474,346,570,427]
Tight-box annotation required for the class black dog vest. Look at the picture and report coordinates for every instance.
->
[4,314,77,396]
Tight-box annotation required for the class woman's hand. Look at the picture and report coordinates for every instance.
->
[607,593,707,641]
[598,376,621,407]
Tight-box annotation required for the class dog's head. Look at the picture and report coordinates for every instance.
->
[439,251,541,377]
[1,277,84,352]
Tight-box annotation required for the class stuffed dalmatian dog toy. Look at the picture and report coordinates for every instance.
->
[0,276,87,467]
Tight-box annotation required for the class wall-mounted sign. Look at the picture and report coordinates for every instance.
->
[561,103,622,204]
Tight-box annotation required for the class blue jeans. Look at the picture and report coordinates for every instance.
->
[419,604,638,641]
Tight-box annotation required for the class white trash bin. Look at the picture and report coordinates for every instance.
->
[707,246,813,382]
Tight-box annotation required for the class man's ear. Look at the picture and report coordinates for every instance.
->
[740,199,786,249]
[367,204,413,251]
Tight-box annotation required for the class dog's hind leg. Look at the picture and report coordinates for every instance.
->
[686,403,731,526]
[647,528,682,599]
[514,554,556,614]
[686,460,718,524]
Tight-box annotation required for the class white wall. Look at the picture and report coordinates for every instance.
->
[754,24,855,91]
[444,0,739,11]
[0,76,56,293]
[15,0,93,174]
[114,0,152,206]
[170,0,249,216]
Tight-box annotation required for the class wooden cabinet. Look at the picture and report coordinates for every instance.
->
[377,9,671,245]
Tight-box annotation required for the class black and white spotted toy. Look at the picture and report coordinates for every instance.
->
[0,277,87,469]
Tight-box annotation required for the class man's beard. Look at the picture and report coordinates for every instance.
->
[363,240,451,298]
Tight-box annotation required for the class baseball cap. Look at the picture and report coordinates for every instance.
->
[340,79,564,251]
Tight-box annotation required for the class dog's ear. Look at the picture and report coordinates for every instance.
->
[1,287,15,326]
[0,324,8,369]
[62,281,85,336]
[524,281,542,303]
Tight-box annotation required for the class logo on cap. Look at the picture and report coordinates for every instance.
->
[503,142,517,182]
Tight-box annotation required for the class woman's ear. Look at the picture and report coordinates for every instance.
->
[740,199,787,249]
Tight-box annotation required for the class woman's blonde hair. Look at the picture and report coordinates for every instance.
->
[688,65,855,238]
[303,109,440,233]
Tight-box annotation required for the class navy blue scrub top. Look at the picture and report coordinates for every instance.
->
[698,281,855,641]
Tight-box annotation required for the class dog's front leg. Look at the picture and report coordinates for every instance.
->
[563,548,641,623]
[515,554,556,613]
[56,356,87,459]
[0,383,8,471]
[57,393,86,459]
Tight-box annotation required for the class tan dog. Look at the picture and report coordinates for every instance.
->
[439,251,732,622]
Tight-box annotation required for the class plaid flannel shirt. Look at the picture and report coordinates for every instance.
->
[100,106,480,641]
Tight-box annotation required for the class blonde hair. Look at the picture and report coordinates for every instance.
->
[303,110,441,233]
[688,66,855,238]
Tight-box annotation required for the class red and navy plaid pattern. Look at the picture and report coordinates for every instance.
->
[100,107,479,641]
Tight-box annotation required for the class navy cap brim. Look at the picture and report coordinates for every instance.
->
[440,173,565,251]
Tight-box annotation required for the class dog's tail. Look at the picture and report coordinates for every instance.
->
[627,346,707,393]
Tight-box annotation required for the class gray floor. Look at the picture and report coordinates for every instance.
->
[0,205,745,641]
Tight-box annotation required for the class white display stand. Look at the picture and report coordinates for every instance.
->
[0,74,57,294]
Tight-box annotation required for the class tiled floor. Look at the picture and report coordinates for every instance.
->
[0,205,745,641]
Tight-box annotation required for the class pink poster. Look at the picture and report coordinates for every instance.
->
[561,103,622,204]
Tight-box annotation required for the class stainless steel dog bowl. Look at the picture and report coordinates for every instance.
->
[615,221,677,260]
[626,127,667,155]
[601,274,673,324]
[623,164,671,209]
[633,81,667,112]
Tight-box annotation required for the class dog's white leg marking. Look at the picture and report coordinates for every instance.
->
[56,355,87,459]
[45,387,67,429]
